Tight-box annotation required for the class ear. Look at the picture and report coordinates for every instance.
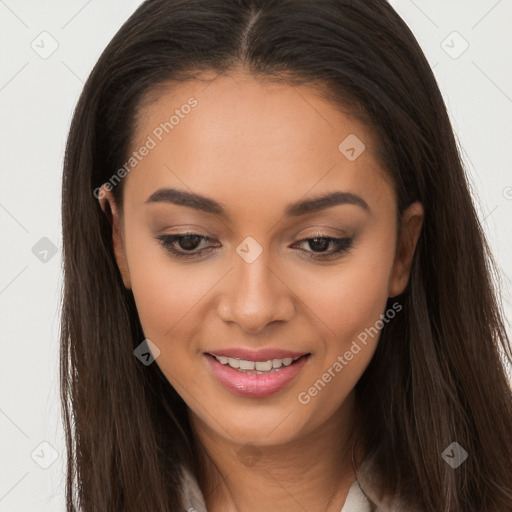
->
[388,201,424,298]
[98,184,131,289]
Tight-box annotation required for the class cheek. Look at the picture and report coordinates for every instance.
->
[126,248,212,393]
[122,227,208,346]
[292,241,395,350]
[291,254,395,423]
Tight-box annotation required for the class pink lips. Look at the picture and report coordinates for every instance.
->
[204,348,310,398]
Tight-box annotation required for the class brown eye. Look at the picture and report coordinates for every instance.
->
[174,234,203,251]
[293,236,354,258]
[156,233,217,258]
[307,238,331,252]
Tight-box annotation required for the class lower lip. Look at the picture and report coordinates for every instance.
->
[205,354,310,398]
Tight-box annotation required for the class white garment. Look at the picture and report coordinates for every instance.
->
[179,465,371,512]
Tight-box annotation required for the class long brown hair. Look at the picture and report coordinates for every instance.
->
[60,0,512,510]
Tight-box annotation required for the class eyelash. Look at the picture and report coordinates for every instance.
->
[155,232,354,260]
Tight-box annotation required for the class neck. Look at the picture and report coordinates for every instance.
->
[190,392,363,512]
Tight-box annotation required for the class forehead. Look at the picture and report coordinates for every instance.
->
[124,71,394,216]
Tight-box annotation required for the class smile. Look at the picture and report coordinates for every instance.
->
[204,352,311,398]
[211,354,303,373]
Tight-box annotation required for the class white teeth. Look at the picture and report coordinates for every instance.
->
[212,354,304,372]
[255,360,273,371]
[228,357,240,368]
[239,359,255,370]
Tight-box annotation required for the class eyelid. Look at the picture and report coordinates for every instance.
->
[298,228,350,238]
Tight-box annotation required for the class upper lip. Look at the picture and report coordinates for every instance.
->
[205,348,310,362]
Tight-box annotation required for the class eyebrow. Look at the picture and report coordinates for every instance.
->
[145,187,370,217]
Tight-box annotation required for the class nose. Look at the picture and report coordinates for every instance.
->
[217,252,296,333]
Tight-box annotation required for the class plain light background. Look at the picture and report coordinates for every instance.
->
[0,0,511,509]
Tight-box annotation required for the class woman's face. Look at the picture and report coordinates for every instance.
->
[103,71,423,446]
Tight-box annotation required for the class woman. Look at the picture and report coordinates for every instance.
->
[60,0,512,510]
